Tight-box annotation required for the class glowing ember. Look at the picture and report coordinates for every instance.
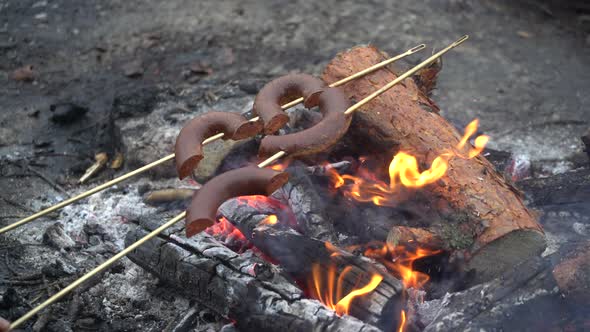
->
[205,217,250,251]
[307,263,383,316]
[327,119,490,206]
[270,160,290,171]
[259,214,278,226]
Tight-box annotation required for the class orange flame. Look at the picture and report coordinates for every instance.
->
[398,310,407,332]
[341,242,440,290]
[307,263,383,316]
[382,244,439,289]
[327,119,489,206]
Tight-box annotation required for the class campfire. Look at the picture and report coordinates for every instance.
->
[2,35,589,332]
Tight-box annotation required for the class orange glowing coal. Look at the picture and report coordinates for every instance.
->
[270,160,290,171]
[205,217,248,244]
[327,119,489,206]
[307,263,383,316]
[259,214,278,226]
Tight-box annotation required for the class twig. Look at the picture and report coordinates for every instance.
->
[305,160,352,176]
[5,252,21,275]
[0,279,44,286]
[27,165,69,197]
[0,243,46,251]
[0,214,27,219]
[0,194,35,213]
[42,274,52,297]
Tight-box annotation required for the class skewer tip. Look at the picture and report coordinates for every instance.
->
[408,44,426,54]
[453,35,469,46]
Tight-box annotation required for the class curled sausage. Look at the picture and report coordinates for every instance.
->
[185,166,289,237]
[258,87,352,158]
[175,112,263,179]
[253,73,326,134]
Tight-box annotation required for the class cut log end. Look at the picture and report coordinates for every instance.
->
[466,230,546,284]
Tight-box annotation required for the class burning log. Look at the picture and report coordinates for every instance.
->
[322,46,546,284]
[125,215,381,332]
[219,198,406,330]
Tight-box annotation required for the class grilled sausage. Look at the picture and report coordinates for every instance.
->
[185,166,289,237]
[175,112,263,179]
[253,73,326,134]
[258,87,352,158]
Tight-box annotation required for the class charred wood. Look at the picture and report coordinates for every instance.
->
[518,168,590,256]
[582,129,590,160]
[276,166,338,242]
[126,214,381,332]
[552,240,590,304]
[219,198,406,330]
[419,257,565,332]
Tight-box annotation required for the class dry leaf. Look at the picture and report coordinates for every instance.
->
[109,152,124,169]
[11,65,35,82]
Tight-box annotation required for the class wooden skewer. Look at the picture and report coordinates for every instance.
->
[0,43,426,236]
[5,36,467,331]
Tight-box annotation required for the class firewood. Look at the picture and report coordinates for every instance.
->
[126,215,380,332]
[419,256,560,331]
[219,198,405,330]
[322,46,546,284]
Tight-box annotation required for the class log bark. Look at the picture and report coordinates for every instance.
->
[386,226,444,251]
[125,214,382,332]
[322,46,546,284]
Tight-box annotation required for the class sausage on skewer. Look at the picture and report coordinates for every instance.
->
[185,166,289,237]
[175,112,263,179]
[258,87,352,158]
[253,73,326,134]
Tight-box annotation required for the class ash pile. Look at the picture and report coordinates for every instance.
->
[1,45,589,332]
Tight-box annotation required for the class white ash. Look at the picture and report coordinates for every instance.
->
[0,175,204,330]
[89,264,189,317]
[541,231,569,257]
[572,222,589,236]
[59,185,155,249]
